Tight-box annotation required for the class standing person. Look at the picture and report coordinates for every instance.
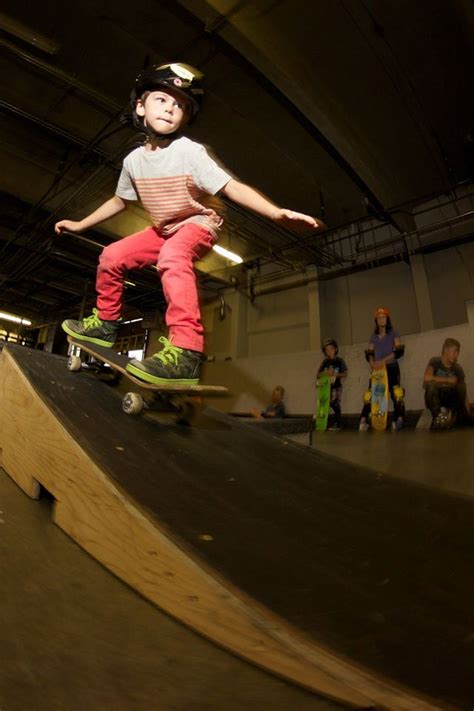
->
[55,63,325,385]
[316,339,348,430]
[359,307,406,431]
[423,338,470,429]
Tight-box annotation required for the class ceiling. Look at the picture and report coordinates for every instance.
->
[0,0,473,324]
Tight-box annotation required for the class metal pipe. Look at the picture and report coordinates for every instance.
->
[0,99,110,156]
[0,37,120,113]
[0,12,59,54]
[290,187,474,253]
[352,211,474,256]
[252,275,317,298]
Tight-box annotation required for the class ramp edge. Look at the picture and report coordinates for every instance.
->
[0,347,460,711]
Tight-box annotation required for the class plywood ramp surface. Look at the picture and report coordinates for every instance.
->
[0,346,471,711]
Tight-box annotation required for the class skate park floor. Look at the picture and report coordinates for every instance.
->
[1,342,473,711]
[0,468,343,711]
[289,428,474,499]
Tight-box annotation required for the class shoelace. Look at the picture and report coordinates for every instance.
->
[153,336,183,365]
[82,308,102,330]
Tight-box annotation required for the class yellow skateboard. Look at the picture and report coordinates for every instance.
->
[370,365,388,431]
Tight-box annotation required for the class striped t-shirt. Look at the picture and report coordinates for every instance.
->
[115,136,231,236]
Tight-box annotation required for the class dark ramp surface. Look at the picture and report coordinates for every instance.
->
[9,346,474,710]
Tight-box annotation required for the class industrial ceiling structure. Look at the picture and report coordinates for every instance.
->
[0,0,473,324]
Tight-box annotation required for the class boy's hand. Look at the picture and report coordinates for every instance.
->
[54,219,84,235]
[272,209,326,232]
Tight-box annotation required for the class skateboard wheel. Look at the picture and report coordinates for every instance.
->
[122,392,143,415]
[177,400,195,424]
[67,355,82,372]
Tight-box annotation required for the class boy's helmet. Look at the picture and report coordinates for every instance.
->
[374,306,390,318]
[322,338,339,355]
[130,63,204,133]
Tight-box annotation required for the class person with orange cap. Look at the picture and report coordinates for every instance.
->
[359,307,406,431]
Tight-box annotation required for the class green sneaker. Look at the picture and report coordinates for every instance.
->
[62,308,120,348]
[126,336,203,385]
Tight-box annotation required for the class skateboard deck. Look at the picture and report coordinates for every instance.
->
[67,337,227,416]
[315,373,331,432]
[370,365,388,431]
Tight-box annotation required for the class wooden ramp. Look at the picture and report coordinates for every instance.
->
[0,345,471,711]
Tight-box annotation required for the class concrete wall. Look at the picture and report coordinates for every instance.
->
[319,260,421,345]
[425,243,474,328]
[204,283,311,359]
[247,286,310,357]
[201,302,474,415]
[204,240,474,361]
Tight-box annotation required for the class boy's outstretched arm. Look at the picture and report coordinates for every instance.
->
[222,179,326,231]
[54,196,128,235]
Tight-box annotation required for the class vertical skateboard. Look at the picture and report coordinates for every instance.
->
[315,373,331,432]
[370,365,388,431]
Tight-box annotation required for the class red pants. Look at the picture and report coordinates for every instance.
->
[96,223,214,352]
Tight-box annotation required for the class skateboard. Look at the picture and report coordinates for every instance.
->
[315,373,331,432]
[66,337,227,419]
[370,365,388,431]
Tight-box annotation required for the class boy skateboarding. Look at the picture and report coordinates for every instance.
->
[56,63,325,385]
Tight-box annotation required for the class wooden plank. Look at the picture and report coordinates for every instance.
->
[0,346,465,711]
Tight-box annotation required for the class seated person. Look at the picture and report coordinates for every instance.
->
[423,338,470,429]
[250,385,286,419]
[317,338,347,430]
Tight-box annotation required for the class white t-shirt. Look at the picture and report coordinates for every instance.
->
[116,136,231,236]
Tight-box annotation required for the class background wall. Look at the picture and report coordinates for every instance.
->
[319,261,421,345]
[203,241,474,360]
[247,287,311,357]
[200,246,474,414]
[424,244,474,328]
[202,319,473,415]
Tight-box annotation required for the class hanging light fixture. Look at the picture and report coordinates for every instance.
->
[212,244,243,264]
[0,310,32,325]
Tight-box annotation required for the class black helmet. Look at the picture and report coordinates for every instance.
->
[322,338,339,355]
[131,63,204,132]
